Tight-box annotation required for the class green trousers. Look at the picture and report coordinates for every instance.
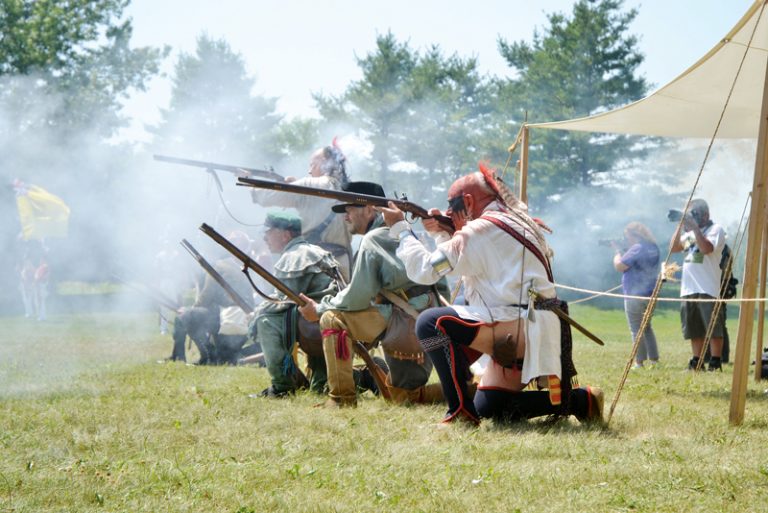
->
[257,313,326,393]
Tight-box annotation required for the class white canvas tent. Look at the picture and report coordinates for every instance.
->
[519,0,768,425]
[529,1,768,138]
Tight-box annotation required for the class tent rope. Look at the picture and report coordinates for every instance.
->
[567,284,622,304]
[555,281,767,303]
[607,0,766,425]
[694,194,751,370]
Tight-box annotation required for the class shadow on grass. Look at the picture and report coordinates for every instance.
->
[484,415,614,436]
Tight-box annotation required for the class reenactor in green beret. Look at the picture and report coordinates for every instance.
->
[254,211,343,396]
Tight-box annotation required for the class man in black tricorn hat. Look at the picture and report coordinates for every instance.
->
[298,181,444,408]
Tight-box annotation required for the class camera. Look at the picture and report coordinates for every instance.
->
[667,209,684,222]
[668,208,703,225]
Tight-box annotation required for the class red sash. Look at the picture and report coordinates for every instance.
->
[480,213,553,282]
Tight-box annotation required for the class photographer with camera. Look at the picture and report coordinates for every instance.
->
[669,199,726,371]
[611,222,660,369]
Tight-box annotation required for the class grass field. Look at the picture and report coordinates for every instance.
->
[2,306,768,512]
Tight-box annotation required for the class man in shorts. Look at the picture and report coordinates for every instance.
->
[670,199,726,371]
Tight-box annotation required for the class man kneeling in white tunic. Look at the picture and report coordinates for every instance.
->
[378,164,603,426]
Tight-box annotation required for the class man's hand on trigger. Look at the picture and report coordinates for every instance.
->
[298,293,319,322]
[375,201,405,227]
[423,208,453,235]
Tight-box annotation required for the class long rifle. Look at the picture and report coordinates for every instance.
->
[154,154,284,182]
[200,222,392,399]
[237,176,455,231]
[113,274,180,311]
[180,239,254,314]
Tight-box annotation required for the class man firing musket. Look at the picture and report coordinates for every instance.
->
[280,181,448,408]
[377,163,604,426]
[200,216,384,398]
[243,140,354,280]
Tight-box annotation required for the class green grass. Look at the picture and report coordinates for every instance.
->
[1,307,768,512]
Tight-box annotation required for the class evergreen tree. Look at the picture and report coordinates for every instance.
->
[0,0,166,308]
[398,47,491,192]
[498,0,650,204]
[150,34,282,165]
[316,32,416,191]
[316,33,492,199]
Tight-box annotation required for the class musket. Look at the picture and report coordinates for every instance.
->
[113,274,180,311]
[528,289,605,346]
[237,176,455,231]
[200,223,296,302]
[200,222,392,399]
[154,154,284,182]
[180,239,254,314]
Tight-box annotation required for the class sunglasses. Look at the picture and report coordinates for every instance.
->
[447,195,466,214]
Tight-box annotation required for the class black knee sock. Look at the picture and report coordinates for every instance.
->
[475,389,558,421]
[476,389,587,421]
[424,342,478,421]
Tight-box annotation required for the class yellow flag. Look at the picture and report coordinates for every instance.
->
[15,183,71,240]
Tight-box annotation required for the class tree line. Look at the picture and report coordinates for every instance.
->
[0,0,690,309]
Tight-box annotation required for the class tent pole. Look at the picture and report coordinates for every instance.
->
[729,55,768,425]
[755,219,768,381]
[519,124,529,204]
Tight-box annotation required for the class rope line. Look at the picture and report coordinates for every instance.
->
[554,282,765,303]
[607,1,765,425]
[694,194,751,370]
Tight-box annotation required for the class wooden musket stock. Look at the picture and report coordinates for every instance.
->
[237,176,454,230]
[200,222,391,398]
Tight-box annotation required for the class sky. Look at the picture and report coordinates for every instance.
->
[121,0,757,142]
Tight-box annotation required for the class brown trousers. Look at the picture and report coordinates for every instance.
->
[320,307,388,405]
[319,307,444,405]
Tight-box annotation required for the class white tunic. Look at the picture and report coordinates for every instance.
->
[392,203,562,384]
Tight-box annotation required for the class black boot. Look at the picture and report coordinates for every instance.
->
[569,387,604,424]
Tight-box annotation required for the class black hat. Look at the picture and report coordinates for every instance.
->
[331,181,386,213]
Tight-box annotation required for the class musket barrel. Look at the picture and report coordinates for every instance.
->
[199,223,305,305]
[154,154,283,180]
[180,239,254,313]
[236,177,453,228]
